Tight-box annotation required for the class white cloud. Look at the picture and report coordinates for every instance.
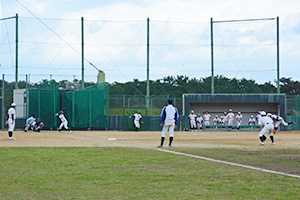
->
[1,0,300,83]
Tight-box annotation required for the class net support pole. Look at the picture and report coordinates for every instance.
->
[276,16,280,94]
[15,13,19,89]
[2,74,5,130]
[146,18,150,109]
[210,18,214,94]
[81,17,84,88]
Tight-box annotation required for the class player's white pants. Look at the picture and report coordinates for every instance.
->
[228,119,234,126]
[259,123,274,137]
[275,119,288,128]
[161,122,175,137]
[134,120,140,128]
[8,119,15,132]
[237,121,242,127]
[59,121,69,130]
[190,120,196,128]
[197,122,202,129]
[204,120,210,125]
[24,123,32,131]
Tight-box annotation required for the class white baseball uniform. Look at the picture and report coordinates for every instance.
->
[188,113,197,128]
[213,117,220,126]
[236,114,243,128]
[7,107,16,132]
[248,117,256,125]
[133,113,142,128]
[227,112,235,127]
[203,113,211,125]
[59,114,70,130]
[258,116,274,138]
[25,116,36,131]
[196,116,203,129]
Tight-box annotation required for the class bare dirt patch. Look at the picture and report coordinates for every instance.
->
[1,130,299,149]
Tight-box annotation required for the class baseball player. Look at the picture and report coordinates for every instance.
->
[130,111,143,131]
[223,112,228,125]
[272,114,296,133]
[32,118,44,132]
[56,111,72,133]
[220,116,226,125]
[24,114,36,132]
[188,110,197,129]
[258,111,275,145]
[213,115,220,126]
[203,111,211,126]
[157,99,178,148]
[5,103,17,140]
[248,115,256,126]
[256,111,262,123]
[227,109,235,129]
[236,112,243,129]
[196,113,203,129]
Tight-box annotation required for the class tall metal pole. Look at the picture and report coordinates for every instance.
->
[276,16,280,94]
[146,18,150,109]
[210,18,214,94]
[15,13,19,89]
[81,17,84,88]
[2,74,5,130]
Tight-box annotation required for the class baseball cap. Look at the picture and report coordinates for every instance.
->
[167,98,173,104]
[11,103,16,107]
[260,111,266,116]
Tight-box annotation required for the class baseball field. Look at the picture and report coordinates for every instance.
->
[1,130,300,199]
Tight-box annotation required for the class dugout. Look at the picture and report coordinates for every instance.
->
[182,94,286,130]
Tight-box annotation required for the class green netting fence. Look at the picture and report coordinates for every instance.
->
[62,82,109,129]
[291,96,300,130]
[25,81,59,129]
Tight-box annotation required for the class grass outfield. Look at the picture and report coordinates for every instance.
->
[1,147,300,199]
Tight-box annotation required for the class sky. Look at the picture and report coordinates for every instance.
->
[0,0,300,86]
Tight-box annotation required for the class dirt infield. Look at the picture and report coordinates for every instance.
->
[1,130,299,149]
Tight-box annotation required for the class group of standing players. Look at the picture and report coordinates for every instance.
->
[5,102,71,140]
[188,109,248,130]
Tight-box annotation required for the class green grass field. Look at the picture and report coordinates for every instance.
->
[1,147,300,199]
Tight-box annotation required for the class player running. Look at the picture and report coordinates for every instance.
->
[130,111,143,131]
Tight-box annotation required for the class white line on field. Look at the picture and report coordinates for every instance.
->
[158,149,300,179]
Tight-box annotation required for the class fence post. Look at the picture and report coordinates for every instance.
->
[2,74,4,130]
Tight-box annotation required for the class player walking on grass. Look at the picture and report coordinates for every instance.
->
[5,103,17,140]
[157,99,178,148]
[56,111,72,133]
[258,111,275,145]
